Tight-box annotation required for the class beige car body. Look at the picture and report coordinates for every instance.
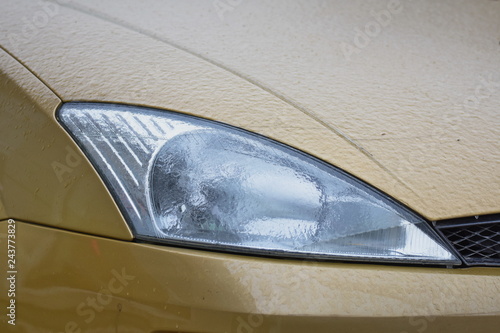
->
[0,0,499,332]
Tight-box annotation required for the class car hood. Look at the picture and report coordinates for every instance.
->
[1,0,499,220]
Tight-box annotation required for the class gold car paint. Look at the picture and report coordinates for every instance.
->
[1,0,499,220]
[2,0,432,221]
[0,1,499,332]
[0,48,132,240]
[1,220,500,332]
[64,0,500,220]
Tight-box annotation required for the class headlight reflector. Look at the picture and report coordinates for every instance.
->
[59,103,459,265]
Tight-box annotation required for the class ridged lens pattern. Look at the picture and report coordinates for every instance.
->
[59,102,460,265]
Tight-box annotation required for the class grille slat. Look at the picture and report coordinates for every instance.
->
[435,215,500,266]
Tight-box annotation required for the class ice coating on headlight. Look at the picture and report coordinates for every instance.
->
[59,103,460,265]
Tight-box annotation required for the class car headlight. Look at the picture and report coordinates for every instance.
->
[59,102,460,265]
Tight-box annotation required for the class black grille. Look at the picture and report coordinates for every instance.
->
[435,215,500,266]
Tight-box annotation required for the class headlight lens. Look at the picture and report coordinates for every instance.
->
[59,103,459,265]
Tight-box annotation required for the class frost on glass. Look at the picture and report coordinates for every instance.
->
[59,102,460,265]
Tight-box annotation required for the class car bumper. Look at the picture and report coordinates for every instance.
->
[2,220,499,332]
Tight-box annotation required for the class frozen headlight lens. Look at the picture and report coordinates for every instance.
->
[59,103,459,265]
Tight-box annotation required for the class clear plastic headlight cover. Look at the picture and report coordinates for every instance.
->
[59,103,460,265]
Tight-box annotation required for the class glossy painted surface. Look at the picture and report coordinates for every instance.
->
[0,0,498,220]
[0,48,132,240]
[0,0,499,332]
[1,220,500,332]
